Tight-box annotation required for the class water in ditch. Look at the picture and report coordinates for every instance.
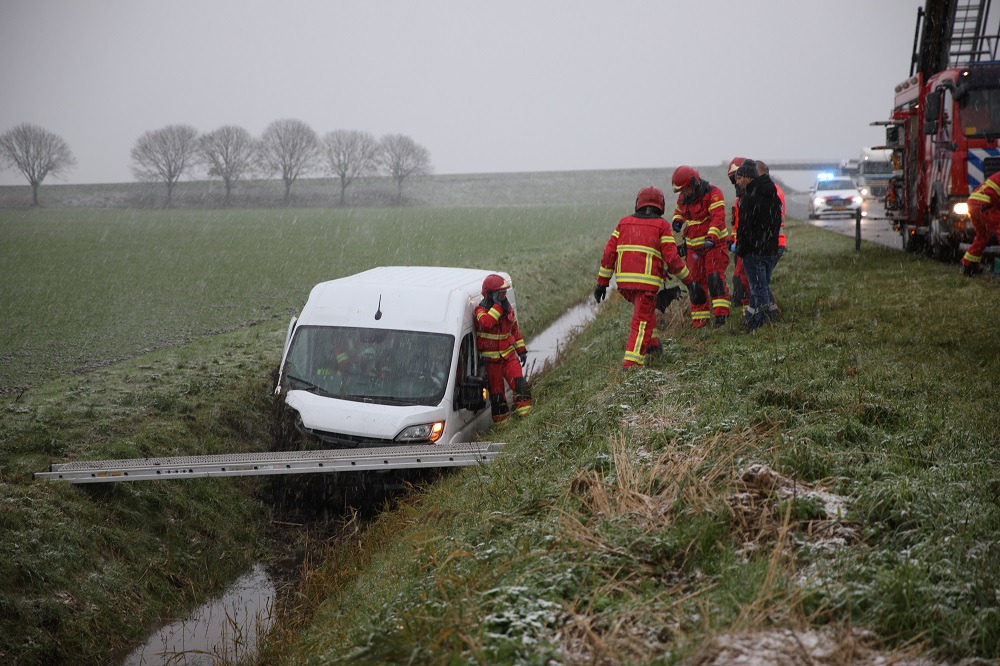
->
[121,298,602,665]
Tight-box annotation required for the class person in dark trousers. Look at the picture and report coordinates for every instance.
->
[733,159,783,332]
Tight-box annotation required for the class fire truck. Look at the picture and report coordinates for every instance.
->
[877,0,1000,259]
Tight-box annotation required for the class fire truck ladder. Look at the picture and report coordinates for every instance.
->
[912,0,999,78]
[949,1,997,66]
[34,441,505,484]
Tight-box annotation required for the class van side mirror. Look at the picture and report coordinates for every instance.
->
[459,375,488,411]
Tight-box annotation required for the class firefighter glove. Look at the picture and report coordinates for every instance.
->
[688,282,707,306]
[517,351,527,366]
[703,239,715,251]
[777,246,785,259]
[677,242,687,258]
[499,297,511,314]
[655,286,681,313]
[593,284,607,303]
[671,219,684,233]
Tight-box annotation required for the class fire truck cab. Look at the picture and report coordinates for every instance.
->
[879,0,1000,259]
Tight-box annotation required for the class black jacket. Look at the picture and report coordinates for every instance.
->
[736,174,782,257]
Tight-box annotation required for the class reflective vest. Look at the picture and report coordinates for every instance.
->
[597,214,691,290]
[969,171,1000,212]
[474,302,526,361]
[672,184,729,249]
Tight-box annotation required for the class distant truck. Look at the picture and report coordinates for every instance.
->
[856,147,893,199]
[275,266,502,448]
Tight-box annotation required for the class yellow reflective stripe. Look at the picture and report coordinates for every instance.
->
[659,234,677,245]
[618,244,663,260]
[674,266,690,280]
[984,179,1000,196]
[964,251,982,263]
[687,235,708,245]
[615,272,662,286]
[712,298,731,309]
[708,200,726,211]
[336,353,348,363]
[611,229,620,238]
[477,332,509,340]
[624,350,645,364]
[598,267,613,278]
[691,311,711,320]
[970,191,992,204]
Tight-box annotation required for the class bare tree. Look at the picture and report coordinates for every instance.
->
[0,123,76,206]
[378,134,432,202]
[259,119,319,205]
[130,124,200,207]
[322,129,381,206]
[199,125,257,206]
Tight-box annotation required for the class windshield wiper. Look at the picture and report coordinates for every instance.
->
[285,374,329,395]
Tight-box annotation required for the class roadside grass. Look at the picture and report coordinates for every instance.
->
[271,219,1000,664]
[0,203,618,663]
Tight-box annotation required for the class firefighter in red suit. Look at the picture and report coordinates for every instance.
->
[729,157,786,316]
[671,166,731,328]
[594,186,706,369]
[961,171,1000,276]
[474,274,532,423]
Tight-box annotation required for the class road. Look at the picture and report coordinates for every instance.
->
[783,189,902,251]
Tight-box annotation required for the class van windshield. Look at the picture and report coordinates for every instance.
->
[283,326,454,406]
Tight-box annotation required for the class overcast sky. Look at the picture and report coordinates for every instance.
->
[0,0,929,186]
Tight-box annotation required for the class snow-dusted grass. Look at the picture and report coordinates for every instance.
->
[0,204,617,394]
[0,201,619,663]
[271,220,1000,664]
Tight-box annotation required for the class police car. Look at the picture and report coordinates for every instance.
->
[807,173,865,219]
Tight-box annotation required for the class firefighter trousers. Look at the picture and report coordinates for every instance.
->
[485,355,532,422]
[962,209,1000,268]
[687,247,730,327]
[618,288,658,369]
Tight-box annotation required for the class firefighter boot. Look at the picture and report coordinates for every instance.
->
[513,377,533,418]
[714,314,728,328]
[489,393,510,424]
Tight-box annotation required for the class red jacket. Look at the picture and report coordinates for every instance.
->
[969,171,1000,215]
[597,213,691,290]
[474,301,526,361]
[672,184,729,250]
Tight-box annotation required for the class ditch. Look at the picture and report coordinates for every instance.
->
[120,297,603,665]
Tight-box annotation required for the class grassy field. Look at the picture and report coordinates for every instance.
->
[2,173,998,664]
[270,222,1000,664]
[0,199,622,663]
[0,165,734,211]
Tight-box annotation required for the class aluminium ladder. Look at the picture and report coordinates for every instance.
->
[34,441,505,484]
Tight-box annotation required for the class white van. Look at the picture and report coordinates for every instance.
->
[275,266,508,448]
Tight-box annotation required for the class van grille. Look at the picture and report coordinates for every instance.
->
[302,427,396,448]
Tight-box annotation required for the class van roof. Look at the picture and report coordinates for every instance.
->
[295,266,508,333]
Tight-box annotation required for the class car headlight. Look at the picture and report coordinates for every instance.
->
[395,421,445,443]
[953,202,969,216]
[813,197,824,206]
[853,196,863,205]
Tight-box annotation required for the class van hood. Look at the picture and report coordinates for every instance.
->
[285,390,442,440]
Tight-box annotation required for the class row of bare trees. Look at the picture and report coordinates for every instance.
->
[131,119,432,206]
[0,120,432,207]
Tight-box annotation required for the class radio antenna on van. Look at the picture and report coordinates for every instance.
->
[374,295,383,320]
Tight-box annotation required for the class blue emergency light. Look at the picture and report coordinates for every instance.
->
[817,172,836,181]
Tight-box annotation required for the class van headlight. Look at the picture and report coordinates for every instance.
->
[953,202,969,216]
[396,421,445,443]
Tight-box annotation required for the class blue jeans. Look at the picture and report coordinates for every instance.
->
[741,254,778,316]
